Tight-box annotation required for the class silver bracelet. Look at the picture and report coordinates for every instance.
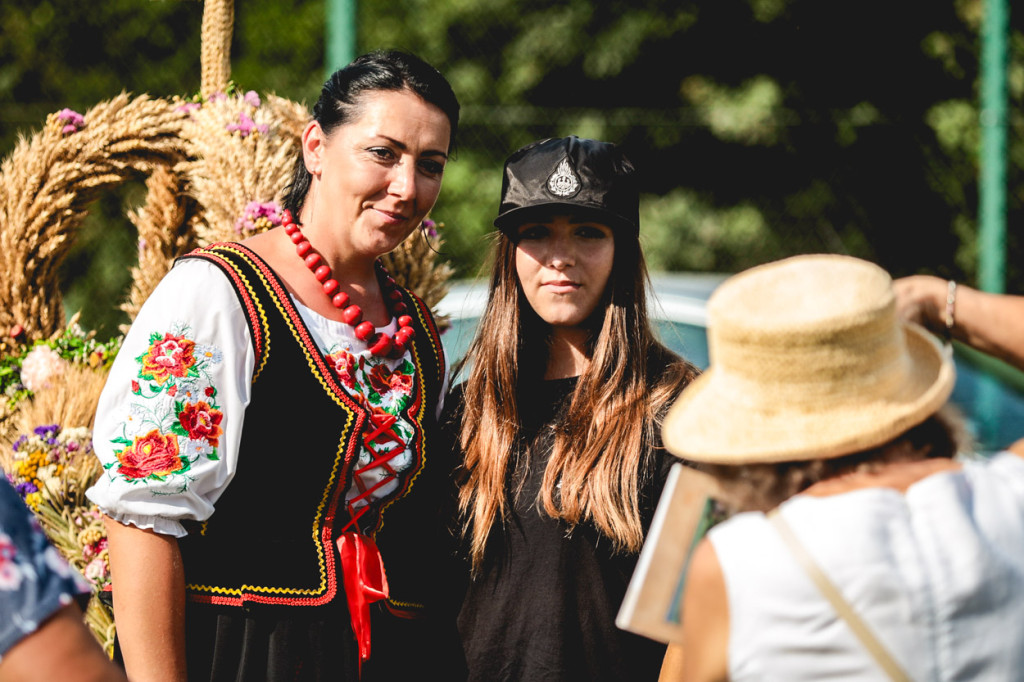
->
[944,280,957,338]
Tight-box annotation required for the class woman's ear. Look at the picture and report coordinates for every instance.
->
[301,120,325,176]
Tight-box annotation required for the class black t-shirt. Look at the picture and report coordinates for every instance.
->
[449,377,672,682]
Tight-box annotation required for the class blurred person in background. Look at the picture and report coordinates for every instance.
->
[0,475,127,682]
[447,136,699,681]
[658,254,1024,681]
[87,50,462,681]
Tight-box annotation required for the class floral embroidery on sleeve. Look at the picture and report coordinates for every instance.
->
[105,326,224,491]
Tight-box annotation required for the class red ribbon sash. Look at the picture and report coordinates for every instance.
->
[337,531,389,673]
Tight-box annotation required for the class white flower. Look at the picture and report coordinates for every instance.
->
[84,556,108,585]
[20,345,67,392]
[194,345,223,365]
[180,437,212,460]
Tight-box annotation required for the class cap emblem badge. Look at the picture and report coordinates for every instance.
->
[547,158,581,197]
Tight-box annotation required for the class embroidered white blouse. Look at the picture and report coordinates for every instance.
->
[86,258,448,538]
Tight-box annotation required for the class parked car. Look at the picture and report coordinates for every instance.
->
[437,273,1024,454]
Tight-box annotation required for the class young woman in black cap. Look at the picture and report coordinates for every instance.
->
[445,136,699,680]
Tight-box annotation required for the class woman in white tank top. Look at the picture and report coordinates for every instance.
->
[653,254,1024,681]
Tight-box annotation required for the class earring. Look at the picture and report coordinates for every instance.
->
[307,179,318,227]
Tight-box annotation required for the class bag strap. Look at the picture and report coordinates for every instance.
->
[767,509,911,682]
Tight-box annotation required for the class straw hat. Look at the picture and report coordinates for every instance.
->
[662,254,955,464]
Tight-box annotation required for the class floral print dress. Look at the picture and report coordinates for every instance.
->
[0,475,90,660]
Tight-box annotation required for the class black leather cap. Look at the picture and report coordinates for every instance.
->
[493,136,639,235]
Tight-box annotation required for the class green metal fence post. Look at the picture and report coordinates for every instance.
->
[978,0,1009,295]
[325,0,357,80]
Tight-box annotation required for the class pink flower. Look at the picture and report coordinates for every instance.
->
[235,200,283,234]
[226,112,269,139]
[84,556,109,586]
[56,108,85,134]
[242,90,261,108]
[176,102,202,115]
[208,92,228,103]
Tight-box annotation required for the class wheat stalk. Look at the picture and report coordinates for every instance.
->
[0,94,188,340]
[182,93,301,245]
[121,165,198,326]
[201,0,234,96]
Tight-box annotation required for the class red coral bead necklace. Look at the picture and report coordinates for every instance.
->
[282,209,415,358]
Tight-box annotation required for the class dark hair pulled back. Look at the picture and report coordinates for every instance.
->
[283,50,460,218]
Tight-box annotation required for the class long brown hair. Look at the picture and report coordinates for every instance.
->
[456,229,698,568]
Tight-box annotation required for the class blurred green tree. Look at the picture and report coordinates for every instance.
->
[0,0,1021,337]
[362,0,1023,293]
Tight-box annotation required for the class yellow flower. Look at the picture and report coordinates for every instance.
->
[78,527,104,547]
[24,491,42,510]
[16,458,38,480]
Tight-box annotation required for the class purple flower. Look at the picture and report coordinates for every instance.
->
[56,108,85,134]
[12,435,26,451]
[33,424,59,438]
[423,218,439,238]
[242,90,261,108]
[15,481,38,496]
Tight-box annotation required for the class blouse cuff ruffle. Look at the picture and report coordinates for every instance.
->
[86,498,190,538]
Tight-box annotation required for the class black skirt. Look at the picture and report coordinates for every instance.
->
[112,599,466,682]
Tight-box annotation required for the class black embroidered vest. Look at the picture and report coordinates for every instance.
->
[176,243,448,615]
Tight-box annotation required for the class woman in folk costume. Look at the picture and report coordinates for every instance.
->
[447,136,699,681]
[658,254,1024,681]
[87,50,462,681]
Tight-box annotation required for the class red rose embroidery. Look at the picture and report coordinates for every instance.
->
[178,401,224,447]
[389,372,413,396]
[368,364,412,397]
[328,351,357,390]
[116,430,183,480]
[140,334,196,385]
[368,364,393,395]
[367,405,401,443]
